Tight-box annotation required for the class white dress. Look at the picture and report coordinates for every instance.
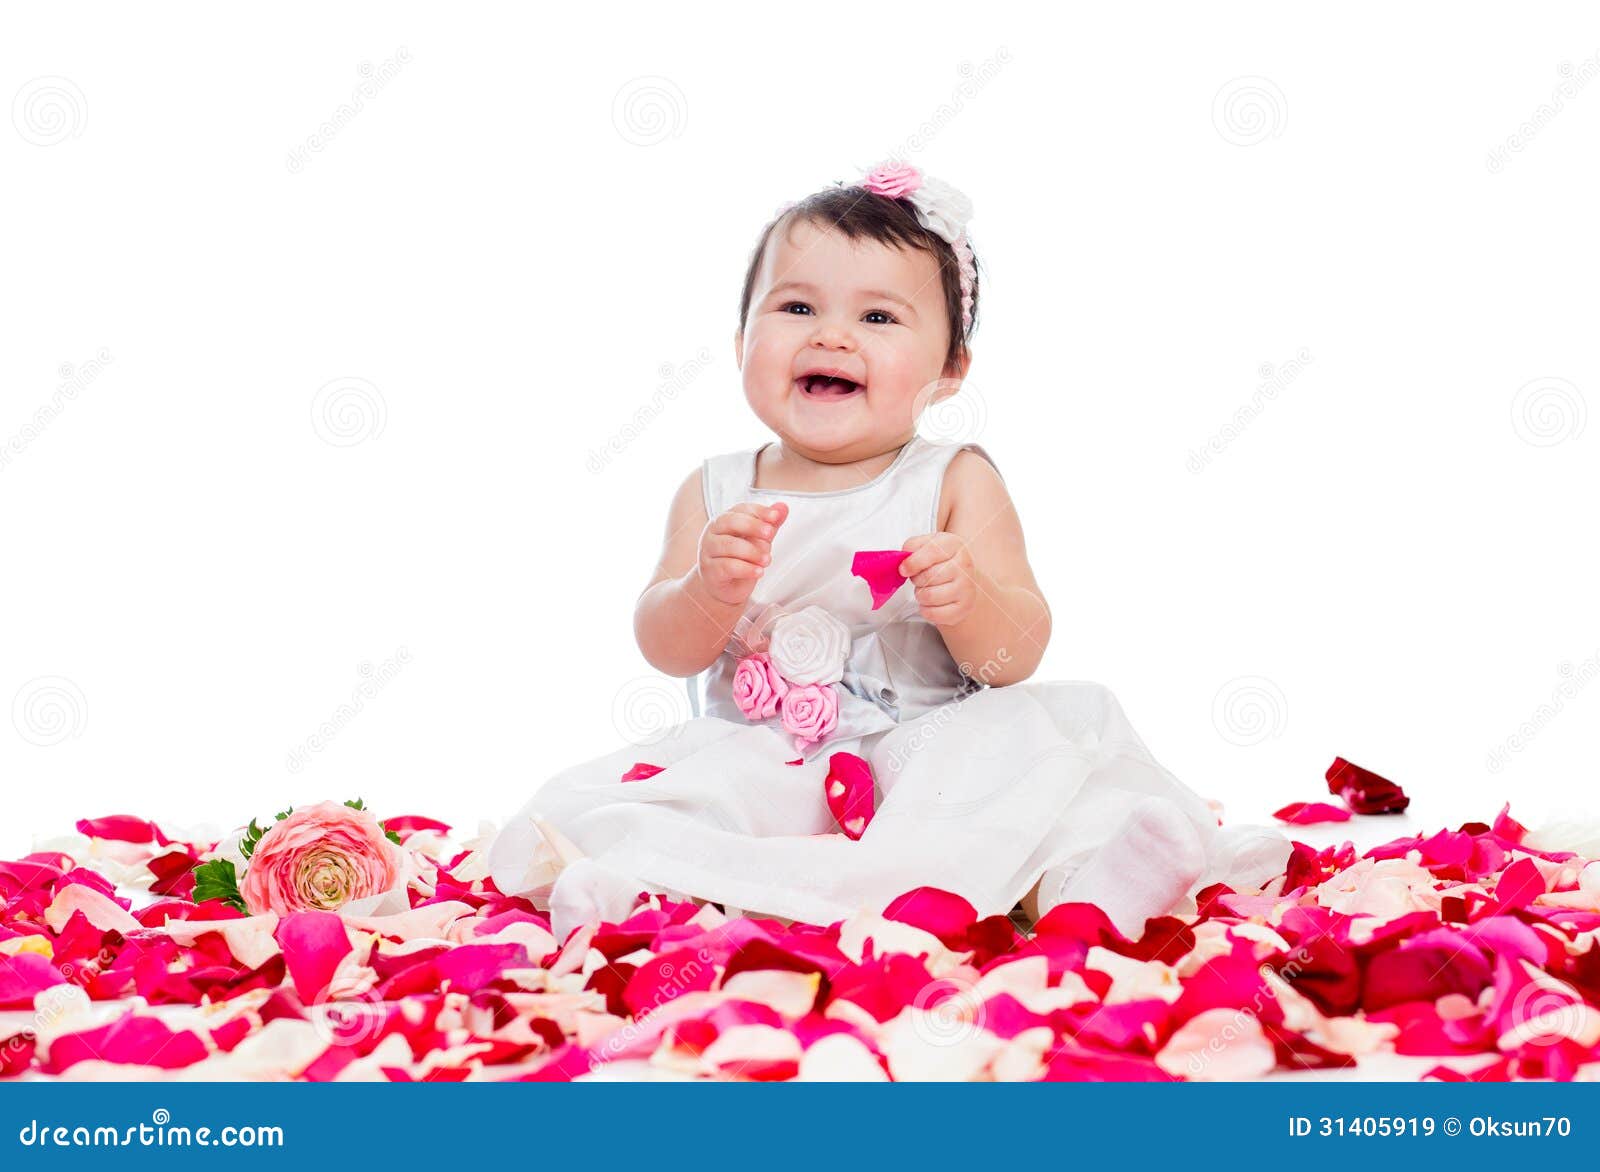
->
[488,436,1292,937]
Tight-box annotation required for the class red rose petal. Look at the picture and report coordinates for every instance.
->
[850,549,912,610]
[1494,856,1546,912]
[882,887,977,948]
[1272,801,1353,825]
[824,752,875,840]
[1326,756,1411,814]
[620,762,665,783]
[74,814,174,846]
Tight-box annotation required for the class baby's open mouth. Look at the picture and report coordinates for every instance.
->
[797,374,863,399]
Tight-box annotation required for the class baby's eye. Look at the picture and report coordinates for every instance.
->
[863,309,898,325]
[779,302,813,315]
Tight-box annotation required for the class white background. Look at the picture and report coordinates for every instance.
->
[3,3,1598,857]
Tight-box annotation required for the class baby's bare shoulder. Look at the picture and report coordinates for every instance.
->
[667,463,710,529]
[937,447,1008,531]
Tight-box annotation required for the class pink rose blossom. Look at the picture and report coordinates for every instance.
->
[733,653,789,721]
[780,683,839,752]
[861,161,922,199]
[239,801,404,917]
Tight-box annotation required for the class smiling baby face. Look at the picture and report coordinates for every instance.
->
[736,218,969,465]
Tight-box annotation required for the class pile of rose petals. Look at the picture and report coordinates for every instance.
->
[5,804,1600,1082]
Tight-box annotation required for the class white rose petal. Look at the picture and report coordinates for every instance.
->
[767,605,852,686]
[907,177,973,244]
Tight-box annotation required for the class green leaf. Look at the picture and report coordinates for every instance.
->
[345,797,366,811]
[191,859,246,912]
[239,817,266,861]
[384,829,402,845]
[274,806,293,821]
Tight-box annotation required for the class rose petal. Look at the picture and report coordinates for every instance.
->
[850,550,912,610]
[44,1013,209,1073]
[1326,756,1410,814]
[74,814,174,846]
[1495,856,1546,911]
[44,882,143,936]
[275,910,355,1002]
[824,752,875,840]
[1272,801,1352,825]
[1156,1006,1277,1080]
[0,952,67,1008]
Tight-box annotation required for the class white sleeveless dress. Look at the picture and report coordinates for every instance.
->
[488,436,1292,936]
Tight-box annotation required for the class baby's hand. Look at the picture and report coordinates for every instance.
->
[696,501,788,607]
[900,532,980,628]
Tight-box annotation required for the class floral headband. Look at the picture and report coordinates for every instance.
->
[858,161,976,332]
[777,161,977,333]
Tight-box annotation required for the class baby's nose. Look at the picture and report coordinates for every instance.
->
[809,323,858,351]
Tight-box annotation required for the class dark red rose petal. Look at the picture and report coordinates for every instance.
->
[1326,756,1410,814]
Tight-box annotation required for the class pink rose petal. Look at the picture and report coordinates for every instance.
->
[44,1013,210,1073]
[274,910,354,1002]
[850,549,912,610]
[0,951,67,1008]
[620,762,665,783]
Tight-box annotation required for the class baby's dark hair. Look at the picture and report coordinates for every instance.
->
[737,184,979,370]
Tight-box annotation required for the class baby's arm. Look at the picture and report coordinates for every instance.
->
[634,467,789,677]
[898,451,1051,685]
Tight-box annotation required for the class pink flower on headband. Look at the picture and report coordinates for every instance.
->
[862,162,923,199]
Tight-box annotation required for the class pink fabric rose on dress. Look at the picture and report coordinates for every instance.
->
[780,683,839,753]
[732,653,789,721]
[238,800,405,917]
[861,161,922,199]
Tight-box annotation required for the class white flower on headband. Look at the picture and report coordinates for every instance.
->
[907,177,973,245]
[858,161,977,331]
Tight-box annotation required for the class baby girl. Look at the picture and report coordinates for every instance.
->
[488,163,1291,940]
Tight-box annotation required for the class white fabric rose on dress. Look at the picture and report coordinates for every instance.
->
[906,176,973,245]
[767,605,852,686]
